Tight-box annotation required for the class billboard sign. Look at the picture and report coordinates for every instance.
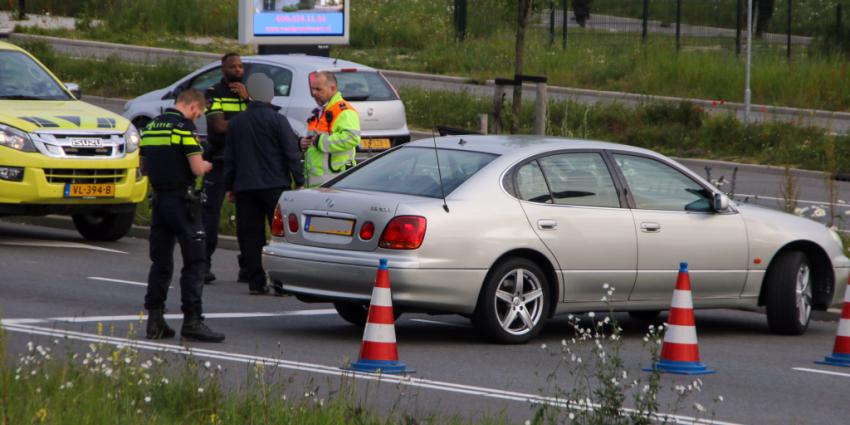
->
[239,0,350,45]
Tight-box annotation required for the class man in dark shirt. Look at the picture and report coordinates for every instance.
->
[224,73,305,295]
[202,52,249,284]
[140,88,225,343]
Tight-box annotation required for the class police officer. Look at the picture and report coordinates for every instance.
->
[299,71,361,187]
[202,52,249,284]
[141,88,225,343]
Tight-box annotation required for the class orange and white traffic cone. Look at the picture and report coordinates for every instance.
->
[644,262,716,375]
[349,258,410,374]
[816,278,850,367]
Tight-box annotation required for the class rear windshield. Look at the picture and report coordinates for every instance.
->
[332,146,499,198]
[333,71,397,102]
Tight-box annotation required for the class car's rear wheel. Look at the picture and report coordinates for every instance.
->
[765,250,812,335]
[333,301,401,327]
[628,310,661,321]
[474,258,550,344]
[72,207,136,241]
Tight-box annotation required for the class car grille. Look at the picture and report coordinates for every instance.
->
[44,169,126,184]
[62,147,114,156]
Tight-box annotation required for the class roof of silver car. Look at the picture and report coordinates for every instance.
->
[243,54,373,72]
[407,135,658,157]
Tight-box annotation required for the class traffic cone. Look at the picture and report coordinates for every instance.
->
[644,262,716,375]
[816,278,850,367]
[349,258,410,374]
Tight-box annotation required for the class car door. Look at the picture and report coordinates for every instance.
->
[515,152,637,302]
[611,153,748,301]
[159,65,222,138]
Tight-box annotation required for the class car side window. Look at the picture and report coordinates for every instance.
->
[516,161,552,204]
[189,67,221,92]
[246,64,293,97]
[537,153,620,208]
[613,154,712,212]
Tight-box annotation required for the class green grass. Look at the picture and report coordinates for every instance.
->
[8,1,850,111]
[0,328,508,425]
[399,86,850,172]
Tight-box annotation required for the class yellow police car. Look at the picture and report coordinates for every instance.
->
[0,41,147,240]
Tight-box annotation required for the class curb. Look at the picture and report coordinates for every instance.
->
[19,215,240,251]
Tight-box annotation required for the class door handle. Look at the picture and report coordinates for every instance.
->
[538,219,558,230]
[640,222,661,233]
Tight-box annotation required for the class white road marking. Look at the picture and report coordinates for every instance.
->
[409,318,472,328]
[0,309,337,325]
[88,277,151,287]
[734,193,850,208]
[0,321,743,425]
[0,239,127,254]
[793,367,850,378]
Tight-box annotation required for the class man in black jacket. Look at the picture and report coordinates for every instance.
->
[224,73,305,295]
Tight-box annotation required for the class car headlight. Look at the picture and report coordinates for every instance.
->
[124,126,140,153]
[0,123,36,152]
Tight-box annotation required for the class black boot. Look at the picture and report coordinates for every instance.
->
[146,308,175,340]
[181,313,225,343]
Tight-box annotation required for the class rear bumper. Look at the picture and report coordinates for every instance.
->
[262,241,485,314]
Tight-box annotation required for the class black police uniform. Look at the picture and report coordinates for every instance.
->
[140,108,223,342]
[202,79,248,281]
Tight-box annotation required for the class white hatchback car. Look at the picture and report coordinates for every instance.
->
[123,55,410,152]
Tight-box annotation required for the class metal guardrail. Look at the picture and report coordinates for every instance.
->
[10,32,850,135]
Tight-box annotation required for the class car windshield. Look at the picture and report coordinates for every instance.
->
[0,51,71,100]
[333,71,397,101]
[332,146,499,198]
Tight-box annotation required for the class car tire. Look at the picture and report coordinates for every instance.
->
[333,301,401,327]
[628,310,661,321]
[474,258,550,344]
[765,250,812,335]
[72,207,136,241]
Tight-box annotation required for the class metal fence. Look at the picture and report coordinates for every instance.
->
[456,0,848,59]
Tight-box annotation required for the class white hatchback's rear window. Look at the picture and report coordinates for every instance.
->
[332,147,498,198]
[333,71,397,102]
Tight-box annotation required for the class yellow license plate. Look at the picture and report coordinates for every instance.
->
[360,138,391,150]
[66,183,116,198]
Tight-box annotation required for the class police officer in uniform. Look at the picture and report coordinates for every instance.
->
[141,88,225,343]
[299,71,361,187]
[202,52,249,284]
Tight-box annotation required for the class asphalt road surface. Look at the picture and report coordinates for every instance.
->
[2,222,850,424]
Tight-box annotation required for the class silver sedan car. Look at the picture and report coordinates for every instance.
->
[263,136,850,343]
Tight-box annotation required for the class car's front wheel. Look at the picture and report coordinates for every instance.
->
[72,207,136,241]
[474,258,550,344]
[765,250,812,335]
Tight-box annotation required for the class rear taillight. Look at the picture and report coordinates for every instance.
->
[271,206,284,237]
[378,216,426,249]
[288,213,299,234]
[359,222,375,240]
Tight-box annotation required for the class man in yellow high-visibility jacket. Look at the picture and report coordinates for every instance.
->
[299,71,360,187]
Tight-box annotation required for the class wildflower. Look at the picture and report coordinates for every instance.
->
[144,395,151,403]
[588,312,595,318]
[124,357,132,365]
[716,395,724,402]
[204,361,211,369]
[198,387,205,394]
[540,343,547,350]
[642,384,650,393]
[694,402,706,412]
[35,408,48,422]
[210,413,221,424]
[603,283,610,289]
[524,421,531,425]
[27,341,34,352]
[161,378,169,385]
[569,412,575,420]
[600,296,608,302]
[561,339,567,346]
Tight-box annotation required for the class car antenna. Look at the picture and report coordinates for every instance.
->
[431,126,450,213]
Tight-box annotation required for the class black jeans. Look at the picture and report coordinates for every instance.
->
[201,161,226,269]
[235,187,284,290]
[144,193,205,315]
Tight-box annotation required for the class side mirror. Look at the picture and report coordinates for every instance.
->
[64,83,81,99]
[713,192,730,212]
